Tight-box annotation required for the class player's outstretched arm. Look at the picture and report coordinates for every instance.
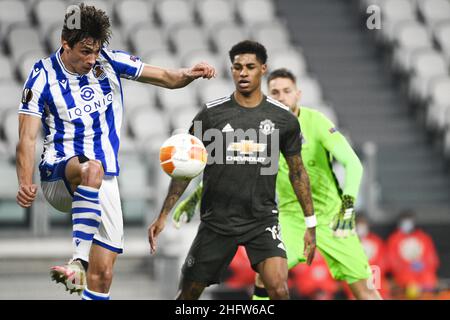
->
[148,178,192,254]
[172,183,203,229]
[285,154,316,265]
[16,114,40,208]
[137,62,216,89]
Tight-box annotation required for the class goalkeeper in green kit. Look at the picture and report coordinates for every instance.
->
[173,68,381,300]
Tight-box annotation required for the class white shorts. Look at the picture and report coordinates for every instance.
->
[41,171,124,254]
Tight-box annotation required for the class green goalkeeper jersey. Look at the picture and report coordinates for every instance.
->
[276,107,363,225]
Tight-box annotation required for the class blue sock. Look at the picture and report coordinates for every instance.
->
[72,185,101,262]
[81,287,110,300]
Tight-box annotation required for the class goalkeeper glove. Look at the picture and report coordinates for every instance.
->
[172,184,202,229]
[330,194,356,238]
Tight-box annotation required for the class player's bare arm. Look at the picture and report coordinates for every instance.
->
[285,153,316,265]
[148,178,192,254]
[16,114,41,208]
[137,62,216,89]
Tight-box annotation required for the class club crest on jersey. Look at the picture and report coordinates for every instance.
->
[259,119,275,135]
[93,63,107,80]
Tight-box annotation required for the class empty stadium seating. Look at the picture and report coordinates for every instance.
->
[363,0,450,164]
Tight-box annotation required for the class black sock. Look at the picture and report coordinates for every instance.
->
[254,285,269,298]
[76,258,89,271]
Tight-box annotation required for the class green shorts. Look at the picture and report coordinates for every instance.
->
[279,211,371,284]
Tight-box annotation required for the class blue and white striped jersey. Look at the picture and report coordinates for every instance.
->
[18,47,144,177]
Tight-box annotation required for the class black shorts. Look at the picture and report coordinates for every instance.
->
[181,222,287,286]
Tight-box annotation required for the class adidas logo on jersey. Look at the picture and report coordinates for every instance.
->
[222,123,234,132]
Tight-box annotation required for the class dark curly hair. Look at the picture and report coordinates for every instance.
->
[61,3,111,48]
[229,40,268,64]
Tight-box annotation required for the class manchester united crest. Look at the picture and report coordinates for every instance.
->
[259,119,275,135]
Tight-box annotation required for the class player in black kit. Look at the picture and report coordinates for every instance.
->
[148,41,316,300]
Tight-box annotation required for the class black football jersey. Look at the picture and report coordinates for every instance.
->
[189,93,302,236]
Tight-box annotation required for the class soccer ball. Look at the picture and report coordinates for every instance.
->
[159,133,207,179]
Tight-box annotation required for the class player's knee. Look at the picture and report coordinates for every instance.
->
[267,284,289,300]
[88,264,113,286]
[255,273,265,288]
[264,275,289,299]
[81,160,104,188]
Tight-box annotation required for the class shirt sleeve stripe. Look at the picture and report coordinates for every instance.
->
[18,109,42,118]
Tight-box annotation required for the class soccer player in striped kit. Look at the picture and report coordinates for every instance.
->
[15,3,215,300]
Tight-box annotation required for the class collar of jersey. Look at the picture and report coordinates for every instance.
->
[56,47,86,79]
[231,93,266,111]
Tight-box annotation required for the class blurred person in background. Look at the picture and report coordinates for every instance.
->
[15,3,215,300]
[212,246,256,299]
[387,209,440,299]
[289,251,339,300]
